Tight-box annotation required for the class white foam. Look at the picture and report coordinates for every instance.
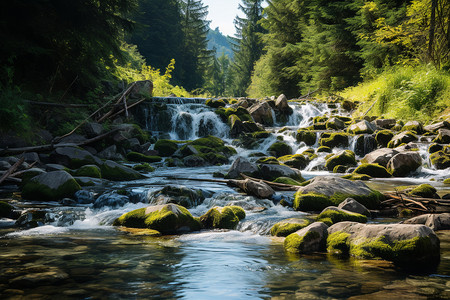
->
[177,230,270,244]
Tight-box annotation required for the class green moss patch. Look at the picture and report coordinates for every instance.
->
[327,231,351,255]
[199,206,246,229]
[342,174,372,181]
[268,142,292,157]
[409,184,437,198]
[154,140,179,157]
[293,193,334,212]
[375,130,394,147]
[316,209,367,225]
[273,177,304,186]
[126,152,162,163]
[270,218,311,237]
[133,163,155,172]
[256,156,280,165]
[278,154,308,169]
[284,230,322,254]
[353,163,392,178]
[73,165,102,179]
[319,133,349,148]
[325,150,357,171]
[296,130,317,146]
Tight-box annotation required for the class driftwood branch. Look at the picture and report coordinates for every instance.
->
[0,156,25,185]
[298,89,320,99]
[97,82,137,123]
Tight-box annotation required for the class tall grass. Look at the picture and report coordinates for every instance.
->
[341,65,450,122]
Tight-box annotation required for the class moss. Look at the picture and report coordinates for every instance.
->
[293,193,334,212]
[409,184,437,198]
[316,209,367,225]
[316,217,333,226]
[100,161,143,181]
[325,150,357,171]
[132,163,155,172]
[273,177,304,186]
[22,177,81,201]
[199,206,244,229]
[73,165,102,179]
[256,156,280,165]
[399,209,413,218]
[226,205,246,220]
[154,140,179,157]
[251,131,271,139]
[296,130,317,146]
[317,146,332,153]
[327,231,351,255]
[0,201,14,218]
[278,154,308,169]
[118,227,162,237]
[126,152,162,163]
[375,130,394,147]
[270,218,311,237]
[268,142,292,157]
[319,133,349,148]
[444,178,450,184]
[131,124,150,144]
[353,163,392,178]
[215,107,252,123]
[329,191,383,210]
[333,165,347,173]
[113,204,201,234]
[342,174,372,181]
[430,150,450,169]
[284,230,321,254]
[387,131,418,148]
[205,99,227,108]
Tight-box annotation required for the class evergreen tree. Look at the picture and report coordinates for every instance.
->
[230,0,266,96]
[204,50,231,96]
[178,0,212,92]
[128,0,183,77]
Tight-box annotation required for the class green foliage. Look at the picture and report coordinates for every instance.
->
[343,65,450,122]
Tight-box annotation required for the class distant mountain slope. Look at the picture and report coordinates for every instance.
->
[207,27,234,59]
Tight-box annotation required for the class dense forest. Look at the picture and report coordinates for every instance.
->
[0,0,449,135]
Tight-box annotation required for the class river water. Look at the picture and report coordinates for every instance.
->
[1,99,449,299]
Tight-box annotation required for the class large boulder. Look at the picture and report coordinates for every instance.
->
[267,141,292,157]
[226,157,259,179]
[50,147,102,169]
[275,94,293,115]
[327,222,440,269]
[424,121,450,133]
[353,163,392,178]
[430,148,450,169]
[403,213,450,231]
[388,131,418,148]
[375,130,394,147]
[434,128,450,144]
[284,222,329,254]
[270,218,311,237]
[113,203,201,234]
[199,206,246,229]
[348,120,376,134]
[296,130,317,146]
[154,139,179,157]
[361,148,399,168]
[248,101,274,126]
[148,185,205,208]
[22,171,81,201]
[386,151,422,177]
[374,119,396,129]
[294,176,383,211]
[338,198,371,217]
[326,117,346,130]
[100,160,144,181]
[319,133,349,149]
[325,150,357,171]
[354,134,377,157]
[257,164,303,181]
[83,122,103,138]
[402,121,423,134]
[278,154,309,170]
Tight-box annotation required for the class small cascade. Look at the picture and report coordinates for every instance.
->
[151,97,208,104]
[286,102,334,128]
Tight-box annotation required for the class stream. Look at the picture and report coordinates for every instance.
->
[1,99,449,299]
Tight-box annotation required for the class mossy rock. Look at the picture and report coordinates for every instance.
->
[284,222,328,254]
[316,208,367,225]
[0,201,14,218]
[271,218,311,237]
[215,107,252,123]
[296,130,317,146]
[73,165,102,179]
[408,184,438,198]
[22,171,81,201]
[132,163,155,172]
[428,143,443,154]
[131,124,150,144]
[317,146,332,153]
[325,150,357,171]
[126,152,162,163]
[375,130,394,147]
[327,231,351,255]
[113,203,201,234]
[100,160,144,181]
[199,206,246,229]
[342,174,372,181]
[205,99,227,108]
[278,154,308,170]
[430,150,450,169]
[387,131,418,148]
[353,163,392,178]
[444,178,450,184]
[319,133,349,149]
[268,142,292,157]
[293,193,334,212]
[251,131,271,139]
[333,165,347,174]
[273,177,304,186]
[154,140,179,157]
[256,156,279,165]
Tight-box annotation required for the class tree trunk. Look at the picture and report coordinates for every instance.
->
[428,0,437,62]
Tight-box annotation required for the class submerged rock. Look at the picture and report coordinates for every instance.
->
[113,203,201,234]
[327,222,440,269]
[199,206,246,229]
[284,222,329,254]
[22,171,81,201]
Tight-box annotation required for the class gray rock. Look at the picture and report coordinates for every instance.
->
[226,157,259,179]
[23,152,40,164]
[326,117,346,130]
[58,134,87,144]
[348,120,377,134]
[0,160,11,171]
[284,222,329,253]
[374,119,396,129]
[97,145,124,161]
[21,171,81,201]
[355,135,377,157]
[258,163,302,181]
[127,138,141,152]
[183,155,206,167]
[83,122,104,138]
[45,163,68,172]
[230,178,275,199]
[275,94,293,114]
[361,148,399,167]
[389,131,418,148]
[248,101,274,126]
[402,121,423,134]
[338,198,371,217]
[74,190,95,204]
[297,176,375,199]
[403,213,450,231]
[100,160,143,181]
[434,128,450,144]
[148,185,205,208]
[130,80,153,98]
[387,151,422,177]
[327,222,440,268]
[93,192,134,209]
[424,121,450,133]
[50,146,102,168]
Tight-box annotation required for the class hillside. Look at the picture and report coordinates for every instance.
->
[207,27,233,59]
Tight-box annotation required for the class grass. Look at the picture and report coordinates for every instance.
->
[341,65,450,123]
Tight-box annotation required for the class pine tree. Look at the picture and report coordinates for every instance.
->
[230,0,266,96]
[178,0,212,92]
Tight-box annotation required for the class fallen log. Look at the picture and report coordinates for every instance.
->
[228,178,275,199]
[0,156,25,185]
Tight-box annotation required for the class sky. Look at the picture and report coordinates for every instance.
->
[202,0,266,37]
